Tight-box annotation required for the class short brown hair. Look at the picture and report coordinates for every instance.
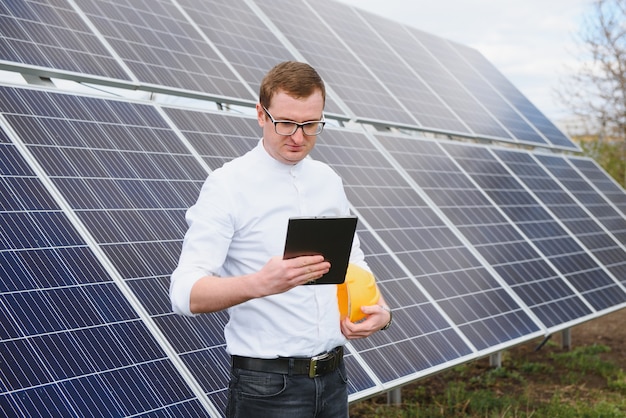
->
[259,61,326,108]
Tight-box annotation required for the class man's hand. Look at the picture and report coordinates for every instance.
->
[254,255,331,296]
[340,304,391,339]
[189,254,329,313]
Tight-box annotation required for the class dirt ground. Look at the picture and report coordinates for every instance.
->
[350,307,626,415]
[560,306,626,367]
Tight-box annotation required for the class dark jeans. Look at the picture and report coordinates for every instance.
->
[227,359,348,418]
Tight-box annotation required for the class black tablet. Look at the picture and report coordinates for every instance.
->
[283,216,358,285]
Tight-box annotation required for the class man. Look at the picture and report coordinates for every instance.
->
[170,61,391,417]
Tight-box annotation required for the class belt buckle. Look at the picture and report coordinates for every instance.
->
[308,352,332,378]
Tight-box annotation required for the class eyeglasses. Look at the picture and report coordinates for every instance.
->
[262,106,325,136]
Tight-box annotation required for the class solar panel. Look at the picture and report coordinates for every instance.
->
[567,156,626,216]
[175,0,346,117]
[512,152,626,291]
[492,148,626,312]
[377,134,594,329]
[450,43,579,151]
[311,130,542,358]
[410,34,549,147]
[0,85,231,414]
[311,0,471,135]
[0,0,130,80]
[2,0,624,415]
[254,0,418,127]
[0,116,213,416]
[76,0,253,101]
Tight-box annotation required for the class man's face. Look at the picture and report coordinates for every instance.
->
[256,89,324,165]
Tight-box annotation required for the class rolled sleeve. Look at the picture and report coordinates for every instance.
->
[169,265,201,316]
[169,174,234,316]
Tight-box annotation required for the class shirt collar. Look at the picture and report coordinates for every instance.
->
[256,137,306,174]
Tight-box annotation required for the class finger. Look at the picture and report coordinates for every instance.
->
[294,255,326,266]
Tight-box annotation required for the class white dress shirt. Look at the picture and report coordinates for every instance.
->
[170,139,367,358]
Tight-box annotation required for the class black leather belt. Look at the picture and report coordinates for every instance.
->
[231,346,343,378]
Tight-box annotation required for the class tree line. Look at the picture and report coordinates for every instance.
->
[558,0,625,187]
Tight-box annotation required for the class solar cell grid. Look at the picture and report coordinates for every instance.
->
[492,148,626,312]
[351,10,472,135]
[380,135,592,329]
[255,0,416,126]
[450,42,578,151]
[518,153,626,292]
[0,86,230,414]
[0,0,130,80]
[175,0,354,117]
[313,129,539,356]
[348,225,473,388]
[163,105,260,169]
[403,29,513,141]
[535,154,626,246]
[313,0,468,133]
[414,38,549,146]
[176,0,286,90]
[77,0,252,100]
[0,134,210,416]
[567,156,626,216]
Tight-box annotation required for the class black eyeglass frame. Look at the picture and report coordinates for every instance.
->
[262,106,325,136]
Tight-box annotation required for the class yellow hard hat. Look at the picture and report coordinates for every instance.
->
[337,263,381,322]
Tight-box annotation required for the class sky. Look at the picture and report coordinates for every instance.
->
[336,0,592,125]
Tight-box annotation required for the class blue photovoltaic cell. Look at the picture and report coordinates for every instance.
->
[534,154,626,284]
[0,86,229,414]
[0,0,129,80]
[567,156,626,216]
[386,27,513,140]
[418,38,548,146]
[254,0,418,127]
[76,0,253,101]
[450,43,578,151]
[163,105,260,169]
[312,0,470,135]
[493,148,626,312]
[380,135,592,329]
[176,0,345,117]
[0,129,208,417]
[347,226,472,386]
[312,129,539,356]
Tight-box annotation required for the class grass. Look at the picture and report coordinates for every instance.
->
[349,341,626,417]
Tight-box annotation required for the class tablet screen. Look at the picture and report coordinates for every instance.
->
[283,216,358,284]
